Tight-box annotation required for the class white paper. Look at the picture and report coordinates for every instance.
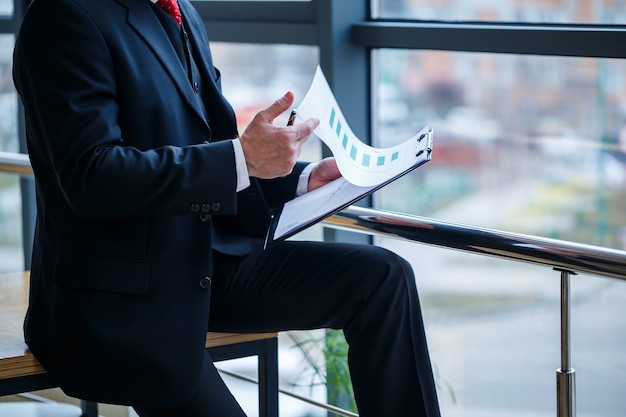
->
[297,66,423,187]
[271,66,432,243]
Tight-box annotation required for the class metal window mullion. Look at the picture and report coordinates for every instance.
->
[191,1,316,24]
[200,22,317,45]
[192,0,318,44]
[0,17,17,33]
[351,21,626,58]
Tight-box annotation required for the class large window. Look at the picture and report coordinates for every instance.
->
[371,9,626,417]
[212,42,323,244]
[374,49,626,250]
[5,1,626,416]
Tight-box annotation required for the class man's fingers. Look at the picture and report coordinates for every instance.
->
[303,117,320,131]
[241,95,319,179]
[258,91,295,123]
[293,117,320,141]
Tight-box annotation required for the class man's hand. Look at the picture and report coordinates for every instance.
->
[308,157,341,192]
[240,91,319,179]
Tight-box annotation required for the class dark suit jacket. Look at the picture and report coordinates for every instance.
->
[13,0,305,407]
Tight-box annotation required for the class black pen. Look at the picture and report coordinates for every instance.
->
[287,109,297,126]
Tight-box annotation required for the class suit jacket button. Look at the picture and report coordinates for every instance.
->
[199,276,212,289]
[201,203,211,213]
[199,214,210,222]
[190,204,200,213]
[211,202,221,212]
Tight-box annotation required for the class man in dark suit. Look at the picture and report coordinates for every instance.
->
[12,0,441,415]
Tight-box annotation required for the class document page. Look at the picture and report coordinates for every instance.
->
[297,66,425,187]
[267,66,433,245]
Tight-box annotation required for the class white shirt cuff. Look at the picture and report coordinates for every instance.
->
[233,138,313,196]
[296,162,316,197]
[232,138,251,192]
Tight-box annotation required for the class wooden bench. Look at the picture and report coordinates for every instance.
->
[0,271,279,417]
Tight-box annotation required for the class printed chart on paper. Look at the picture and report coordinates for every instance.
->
[296,66,425,187]
[271,66,432,242]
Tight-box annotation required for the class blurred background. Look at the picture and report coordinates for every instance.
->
[1,0,625,416]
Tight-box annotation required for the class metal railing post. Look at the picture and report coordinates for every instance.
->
[555,268,576,417]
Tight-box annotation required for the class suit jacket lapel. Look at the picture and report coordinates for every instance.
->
[178,0,239,139]
[114,0,207,122]
[178,0,214,81]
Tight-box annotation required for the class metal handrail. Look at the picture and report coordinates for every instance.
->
[321,207,626,417]
[4,151,626,417]
[323,206,626,281]
[0,151,32,176]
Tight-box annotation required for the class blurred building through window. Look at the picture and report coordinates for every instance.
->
[0,34,22,273]
[374,49,626,250]
[0,0,11,16]
[370,2,626,416]
[211,42,324,242]
[376,0,626,24]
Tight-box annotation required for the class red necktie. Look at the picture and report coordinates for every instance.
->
[154,0,182,25]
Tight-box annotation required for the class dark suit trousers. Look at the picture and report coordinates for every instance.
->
[134,240,441,417]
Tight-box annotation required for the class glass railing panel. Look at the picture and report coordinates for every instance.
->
[377,236,626,416]
[373,48,626,416]
[0,172,23,273]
